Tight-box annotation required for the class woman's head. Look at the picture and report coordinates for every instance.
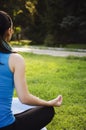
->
[0,11,13,40]
[0,11,14,53]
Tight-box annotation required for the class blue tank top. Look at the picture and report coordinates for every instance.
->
[0,52,15,128]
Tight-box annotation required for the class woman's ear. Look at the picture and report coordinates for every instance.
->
[8,27,14,34]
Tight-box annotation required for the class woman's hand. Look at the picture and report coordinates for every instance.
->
[48,95,63,107]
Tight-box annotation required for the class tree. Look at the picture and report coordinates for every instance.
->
[60,0,86,43]
[0,0,37,40]
[0,0,86,45]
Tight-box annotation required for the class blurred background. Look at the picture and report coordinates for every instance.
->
[0,0,86,48]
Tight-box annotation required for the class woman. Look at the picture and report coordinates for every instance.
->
[0,11,63,130]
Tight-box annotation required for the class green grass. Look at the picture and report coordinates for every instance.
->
[10,40,86,49]
[10,40,31,46]
[14,52,86,130]
[66,43,86,49]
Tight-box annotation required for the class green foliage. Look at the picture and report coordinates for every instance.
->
[25,1,36,16]
[0,0,86,46]
[14,26,21,33]
[44,34,55,47]
[14,52,86,130]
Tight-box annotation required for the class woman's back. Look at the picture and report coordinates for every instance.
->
[0,52,15,128]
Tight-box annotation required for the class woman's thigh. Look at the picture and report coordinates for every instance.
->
[14,106,55,130]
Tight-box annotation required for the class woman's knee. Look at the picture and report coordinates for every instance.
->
[42,106,55,120]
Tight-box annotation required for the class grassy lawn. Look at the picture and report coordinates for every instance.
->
[10,40,86,49]
[14,52,86,130]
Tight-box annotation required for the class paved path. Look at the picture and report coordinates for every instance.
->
[13,46,86,57]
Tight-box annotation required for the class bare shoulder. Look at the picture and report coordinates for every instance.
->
[10,53,24,63]
[11,53,24,59]
[9,53,25,72]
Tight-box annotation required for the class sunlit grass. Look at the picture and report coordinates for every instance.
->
[10,40,86,49]
[14,52,86,130]
[10,40,31,46]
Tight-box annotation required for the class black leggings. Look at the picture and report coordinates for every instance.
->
[0,106,55,130]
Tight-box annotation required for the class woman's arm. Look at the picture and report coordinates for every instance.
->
[10,53,62,107]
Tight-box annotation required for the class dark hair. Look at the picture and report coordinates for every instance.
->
[0,11,13,53]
